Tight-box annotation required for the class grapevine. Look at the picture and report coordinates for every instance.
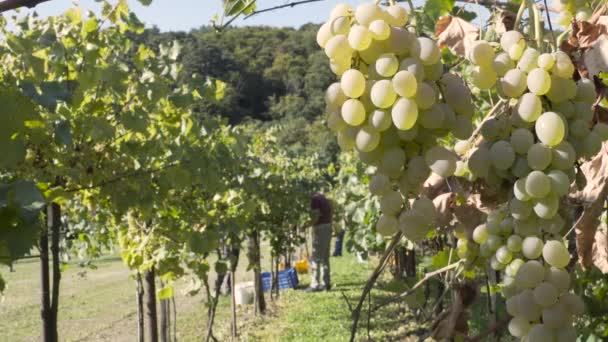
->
[320,0,474,242]
[457,29,608,340]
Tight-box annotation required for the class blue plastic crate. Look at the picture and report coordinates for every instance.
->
[261,267,299,292]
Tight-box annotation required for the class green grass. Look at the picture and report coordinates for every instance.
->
[0,250,499,342]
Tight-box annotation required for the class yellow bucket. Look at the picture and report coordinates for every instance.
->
[294,259,309,274]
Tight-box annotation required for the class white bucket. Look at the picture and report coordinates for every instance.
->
[234,281,254,305]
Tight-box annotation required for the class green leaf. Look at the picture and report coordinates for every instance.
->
[215,261,228,274]
[138,0,153,5]
[157,284,174,300]
[424,0,455,20]
[54,120,72,146]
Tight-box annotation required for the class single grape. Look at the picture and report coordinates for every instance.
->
[376,53,399,77]
[500,31,525,54]
[547,170,570,196]
[542,304,568,328]
[527,143,552,171]
[379,189,403,215]
[496,246,513,264]
[392,98,418,130]
[490,140,516,170]
[376,213,399,236]
[325,35,353,61]
[356,125,381,152]
[423,62,443,81]
[508,316,531,338]
[399,57,425,82]
[539,214,565,235]
[551,141,576,170]
[370,79,397,108]
[419,105,445,129]
[327,111,348,132]
[392,70,417,98]
[417,37,440,65]
[525,170,551,198]
[542,240,570,268]
[367,109,391,132]
[522,236,544,259]
[514,177,531,201]
[369,173,391,195]
[545,266,570,294]
[341,69,366,98]
[510,128,535,155]
[331,16,350,35]
[472,224,489,244]
[341,99,366,126]
[415,82,437,110]
[387,27,416,57]
[317,22,333,48]
[330,3,352,19]
[537,53,555,70]
[470,65,498,90]
[516,93,542,122]
[517,289,543,320]
[468,40,495,66]
[380,147,406,177]
[515,260,545,289]
[527,324,555,341]
[493,52,514,76]
[500,68,527,98]
[354,3,382,26]
[535,112,565,147]
[517,47,539,72]
[507,235,523,252]
[527,68,551,95]
[424,146,457,178]
[369,19,390,40]
[348,25,373,51]
[551,51,575,78]
[510,197,532,220]
[385,4,408,26]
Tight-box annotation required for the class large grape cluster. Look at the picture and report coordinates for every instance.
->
[455,30,608,341]
[552,0,593,26]
[320,1,474,242]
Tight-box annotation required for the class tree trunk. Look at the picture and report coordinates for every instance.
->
[159,279,168,342]
[248,229,266,315]
[229,237,239,339]
[144,268,158,342]
[405,249,416,277]
[230,269,237,340]
[40,211,52,342]
[136,272,145,342]
[49,203,61,342]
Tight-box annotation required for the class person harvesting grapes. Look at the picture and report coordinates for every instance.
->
[304,193,333,292]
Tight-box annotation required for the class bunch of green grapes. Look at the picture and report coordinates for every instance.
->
[320,1,474,242]
[455,30,608,341]
[552,0,593,26]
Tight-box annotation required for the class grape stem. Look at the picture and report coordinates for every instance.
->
[542,0,557,51]
[513,0,527,33]
[370,260,464,312]
[466,99,508,147]
[531,2,543,49]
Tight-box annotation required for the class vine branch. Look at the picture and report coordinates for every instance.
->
[244,0,325,19]
[0,0,50,13]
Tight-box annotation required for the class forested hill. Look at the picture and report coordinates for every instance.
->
[131,24,339,167]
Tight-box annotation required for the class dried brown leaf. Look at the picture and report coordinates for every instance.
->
[435,15,479,57]
[572,143,608,269]
[494,9,515,34]
[582,34,608,78]
[434,192,456,227]
[593,228,608,273]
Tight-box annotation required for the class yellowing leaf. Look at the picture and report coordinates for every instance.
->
[435,15,479,57]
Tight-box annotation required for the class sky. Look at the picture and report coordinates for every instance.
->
[14,0,429,31]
